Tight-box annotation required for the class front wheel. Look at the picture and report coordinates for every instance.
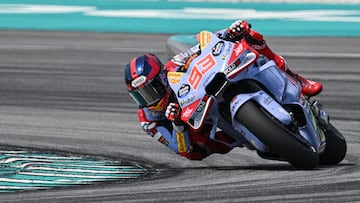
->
[319,123,347,165]
[236,101,319,169]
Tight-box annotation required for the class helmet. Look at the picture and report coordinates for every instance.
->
[125,53,168,108]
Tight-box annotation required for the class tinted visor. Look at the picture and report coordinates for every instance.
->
[129,76,166,107]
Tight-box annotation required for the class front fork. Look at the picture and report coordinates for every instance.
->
[306,100,329,152]
[310,100,330,129]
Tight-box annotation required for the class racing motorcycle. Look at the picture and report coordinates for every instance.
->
[166,31,346,169]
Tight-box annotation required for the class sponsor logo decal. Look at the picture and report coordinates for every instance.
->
[234,43,244,56]
[212,41,224,56]
[224,58,241,75]
[178,84,190,98]
[228,43,244,65]
[131,75,147,88]
[176,132,187,154]
[199,31,211,49]
[181,99,201,121]
[196,99,207,112]
[180,94,195,106]
[168,72,182,84]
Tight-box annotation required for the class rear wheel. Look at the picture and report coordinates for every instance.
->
[319,123,347,165]
[236,100,319,169]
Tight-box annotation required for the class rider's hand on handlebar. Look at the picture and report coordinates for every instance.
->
[226,20,251,40]
[166,103,181,122]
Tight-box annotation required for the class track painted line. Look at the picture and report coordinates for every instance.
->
[0,148,149,192]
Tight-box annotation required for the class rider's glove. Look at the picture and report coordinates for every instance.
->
[225,20,252,40]
[138,108,157,136]
[140,121,157,136]
[165,103,181,122]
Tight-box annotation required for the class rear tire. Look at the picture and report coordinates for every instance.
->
[319,123,347,165]
[236,101,319,169]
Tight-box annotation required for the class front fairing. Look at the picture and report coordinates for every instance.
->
[230,58,302,105]
[168,31,259,125]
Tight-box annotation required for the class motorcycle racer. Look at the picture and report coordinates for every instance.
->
[124,20,323,161]
[125,53,234,160]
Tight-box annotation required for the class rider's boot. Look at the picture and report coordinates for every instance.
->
[246,31,323,97]
[286,69,323,97]
[274,54,323,97]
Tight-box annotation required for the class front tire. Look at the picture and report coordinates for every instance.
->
[236,101,319,169]
[319,123,347,165]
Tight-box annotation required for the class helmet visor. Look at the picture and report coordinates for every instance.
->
[129,77,166,107]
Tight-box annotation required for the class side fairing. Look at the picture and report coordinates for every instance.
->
[248,60,302,104]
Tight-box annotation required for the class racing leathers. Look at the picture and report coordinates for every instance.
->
[138,95,234,160]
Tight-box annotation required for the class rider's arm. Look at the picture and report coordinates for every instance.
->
[138,108,180,152]
[138,108,207,160]
[217,20,287,70]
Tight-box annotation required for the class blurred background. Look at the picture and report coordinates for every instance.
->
[0,0,360,36]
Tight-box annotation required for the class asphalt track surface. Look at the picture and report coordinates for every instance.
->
[0,30,359,202]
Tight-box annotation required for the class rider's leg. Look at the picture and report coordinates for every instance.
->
[188,125,233,156]
[274,54,323,97]
[247,30,323,97]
